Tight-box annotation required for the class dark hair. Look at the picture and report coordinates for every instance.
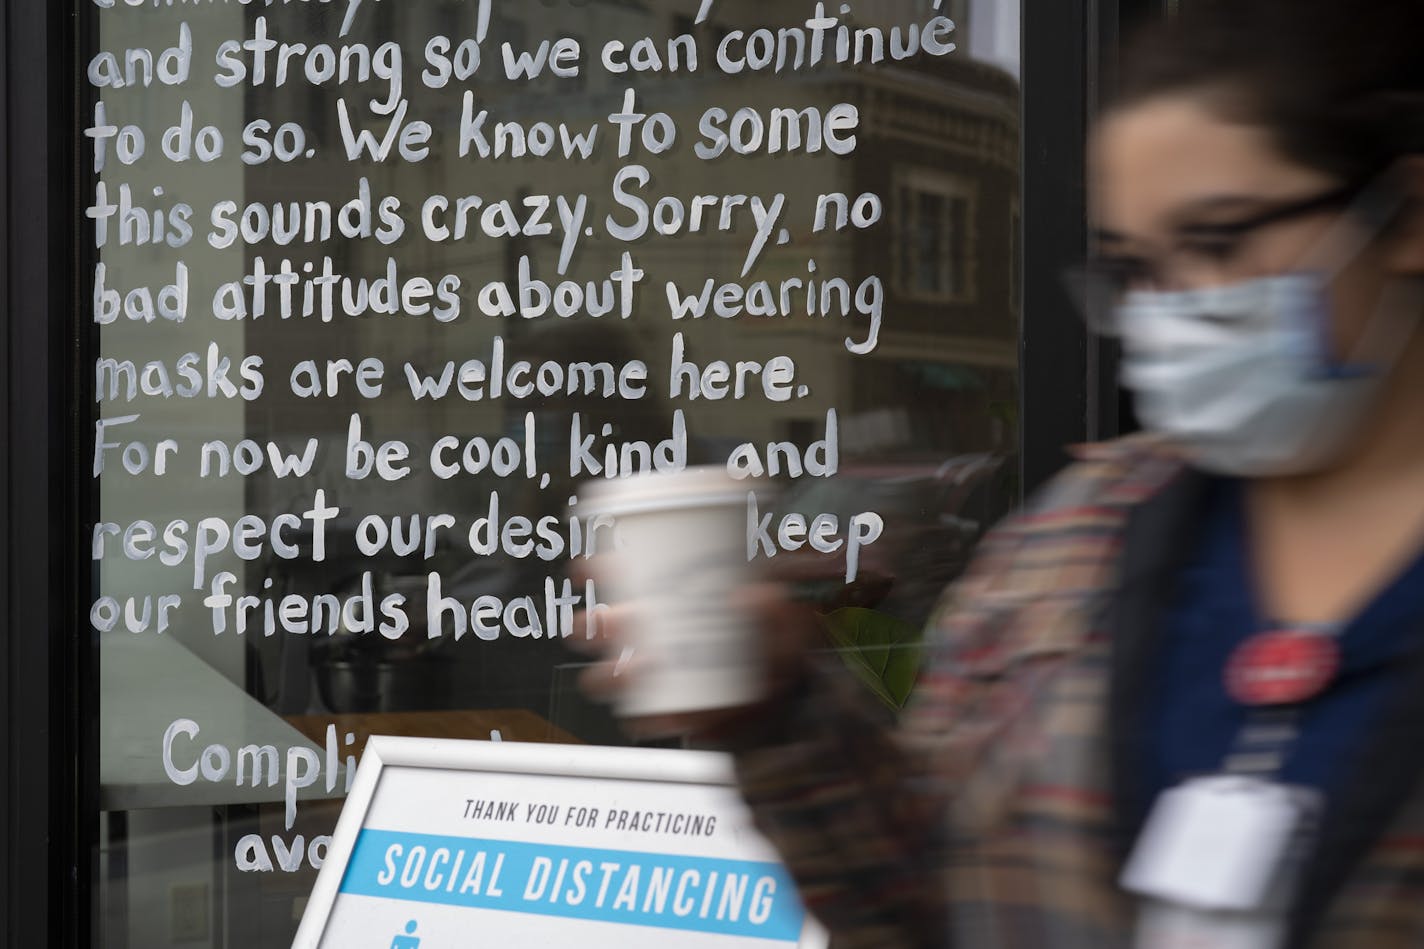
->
[1112,0,1424,185]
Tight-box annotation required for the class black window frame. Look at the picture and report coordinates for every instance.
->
[2,0,86,946]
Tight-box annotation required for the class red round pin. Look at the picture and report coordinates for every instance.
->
[1225,630,1340,706]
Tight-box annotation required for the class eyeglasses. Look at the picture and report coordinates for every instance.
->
[1066,183,1362,335]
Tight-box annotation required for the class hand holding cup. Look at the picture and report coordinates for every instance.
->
[571,468,822,741]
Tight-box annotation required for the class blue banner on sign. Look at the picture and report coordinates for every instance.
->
[339,830,805,942]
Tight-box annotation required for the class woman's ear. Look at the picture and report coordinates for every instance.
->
[1386,156,1424,274]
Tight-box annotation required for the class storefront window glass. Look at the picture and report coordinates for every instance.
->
[86,1,1022,944]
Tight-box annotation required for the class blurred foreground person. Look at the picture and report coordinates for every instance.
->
[586,2,1424,946]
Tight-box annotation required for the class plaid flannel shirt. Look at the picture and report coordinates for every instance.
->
[734,435,1424,949]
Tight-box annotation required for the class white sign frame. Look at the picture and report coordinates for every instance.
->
[294,736,829,949]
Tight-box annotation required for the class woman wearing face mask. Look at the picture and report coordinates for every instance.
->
[581,1,1424,946]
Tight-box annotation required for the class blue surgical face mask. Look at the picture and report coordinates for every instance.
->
[1116,186,1419,477]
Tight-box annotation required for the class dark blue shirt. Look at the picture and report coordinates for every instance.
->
[1148,478,1424,799]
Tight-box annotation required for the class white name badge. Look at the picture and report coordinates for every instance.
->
[1122,776,1311,909]
[1120,776,1319,949]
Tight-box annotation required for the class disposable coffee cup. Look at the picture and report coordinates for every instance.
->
[578,466,766,720]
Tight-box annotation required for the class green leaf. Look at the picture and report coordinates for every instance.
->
[820,608,926,710]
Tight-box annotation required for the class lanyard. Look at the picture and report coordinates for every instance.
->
[1222,706,1304,778]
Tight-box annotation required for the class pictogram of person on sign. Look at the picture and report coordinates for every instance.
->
[389,920,420,949]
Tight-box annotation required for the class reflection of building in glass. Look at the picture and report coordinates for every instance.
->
[241,0,1021,504]
[88,0,1023,724]
[228,0,1022,719]
[840,43,1020,458]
